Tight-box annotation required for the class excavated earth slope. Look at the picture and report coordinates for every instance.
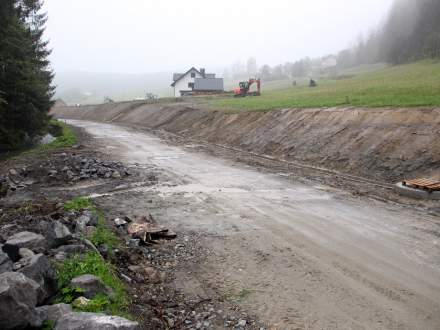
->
[52,101,440,182]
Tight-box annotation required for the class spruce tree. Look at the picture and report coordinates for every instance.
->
[0,0,54,151]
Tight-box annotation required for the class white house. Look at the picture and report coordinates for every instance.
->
[171,67,223,97]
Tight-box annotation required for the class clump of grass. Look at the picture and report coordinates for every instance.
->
[40,120,77,150]
[89,210,120,250]
[64,197,93,211]
[64,197,119,250]
[57,252,129,317]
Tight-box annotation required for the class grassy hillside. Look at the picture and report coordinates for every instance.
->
[211,60,440,111]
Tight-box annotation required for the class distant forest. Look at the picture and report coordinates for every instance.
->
[337,0,440,68]
[236,0,440,81]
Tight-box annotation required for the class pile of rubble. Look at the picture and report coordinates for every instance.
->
[0,201,139,330]
[108,214,261,330]
[0,153,131,197]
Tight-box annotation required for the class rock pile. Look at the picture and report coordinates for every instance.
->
[0,202,139,330]
[0,153,131,197]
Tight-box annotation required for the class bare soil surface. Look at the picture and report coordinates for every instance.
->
[66,119,440,330]
[52,102,440,182]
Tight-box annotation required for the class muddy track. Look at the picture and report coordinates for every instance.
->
[66,119,440,330]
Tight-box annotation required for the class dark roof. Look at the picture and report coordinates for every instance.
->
[173,73,184,81]
[194,78,224,91]
[170,67,202,87]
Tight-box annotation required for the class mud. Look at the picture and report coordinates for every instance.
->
[52,101,440,182]
[62,120,440,330]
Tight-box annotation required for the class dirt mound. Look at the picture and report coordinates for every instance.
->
[52,102,440,182]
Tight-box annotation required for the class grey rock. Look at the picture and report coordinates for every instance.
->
[0,249,12,274]
[112,171,121,179]
[55,312,139,330]
[36,303,72,324]
[18,253,57,303]
[19,247,35,259]
[75,210,98,231]
[70,274,114,299]
[0,272,41,329]
[55,244,87,255]
[5,231,46,253]
[9,168,18,176]
[114,218,127,227]
[54,251,68,262]
[53,221,73,245]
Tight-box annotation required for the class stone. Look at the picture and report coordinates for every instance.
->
[9,168,18,176]
[0,272,41,329]
[0,249,12,274]
[36,303,73,324]
[53,221,72,246]
[19,247,35,259]
[18,253,57,303]
[54,251,68,262]
[5,231,46,253]
[114,218,127,227]
[75,210,98,231]
[72,296,91,309]
[55,312,139,330]
[70,274,114,299]
[48,170,58,177]
[112,171,121,179]
[127,239,140,248]
[55,244,87,255]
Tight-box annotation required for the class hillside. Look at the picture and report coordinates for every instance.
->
[212,60,440,111]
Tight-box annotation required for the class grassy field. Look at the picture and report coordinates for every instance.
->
[211,60,440,111]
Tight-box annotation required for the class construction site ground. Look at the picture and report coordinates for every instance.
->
[52,118,440,330]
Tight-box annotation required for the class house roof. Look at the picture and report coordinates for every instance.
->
[170,67,202,87]
[194,78,224,91]
[173,73,184,81]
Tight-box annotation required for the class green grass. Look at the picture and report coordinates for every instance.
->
[211,60,440,111]
[64,197,119,250]
[56,252,129,317]
[64,197,94,211]
[58,197,126,316]
[35,119,77,151]
[0,119,77,160]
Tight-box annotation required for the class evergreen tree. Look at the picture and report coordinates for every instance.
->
[0,0,54,151]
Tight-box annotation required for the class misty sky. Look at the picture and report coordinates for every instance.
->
[43,0,395,74]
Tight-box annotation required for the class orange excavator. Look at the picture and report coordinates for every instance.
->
[234,78,261,97]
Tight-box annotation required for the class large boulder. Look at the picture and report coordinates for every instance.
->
[55,312,139,330]
[70,274,114,299]
[35,303,73,324]
[38,221,72,248]
[0,272,41,329]
[75,210,98,232]
[17,253,57,303]
[5,231,46,253]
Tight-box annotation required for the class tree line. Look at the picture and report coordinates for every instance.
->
[229,0,440,81]
[0,0,54,151]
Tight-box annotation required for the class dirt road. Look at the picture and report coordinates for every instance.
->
[69,119,440,330]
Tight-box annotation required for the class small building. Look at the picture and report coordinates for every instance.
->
[171,67,223,97]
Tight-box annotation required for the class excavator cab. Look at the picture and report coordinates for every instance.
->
[234,78,261,97]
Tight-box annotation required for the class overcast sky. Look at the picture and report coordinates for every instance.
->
[43,0,395,74]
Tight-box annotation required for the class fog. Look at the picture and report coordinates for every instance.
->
[43,0,394,74]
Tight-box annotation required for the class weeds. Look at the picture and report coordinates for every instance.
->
[64,197,93,211]
[56,252,129,317]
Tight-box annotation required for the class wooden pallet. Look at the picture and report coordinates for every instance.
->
[402,178,440,192]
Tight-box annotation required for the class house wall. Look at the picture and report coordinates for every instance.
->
[174,69,203,97]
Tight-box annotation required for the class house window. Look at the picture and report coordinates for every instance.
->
[188,82,194,89]
[191,72,196,78]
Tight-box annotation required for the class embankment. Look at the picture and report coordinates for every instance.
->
[52,101,440,182]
